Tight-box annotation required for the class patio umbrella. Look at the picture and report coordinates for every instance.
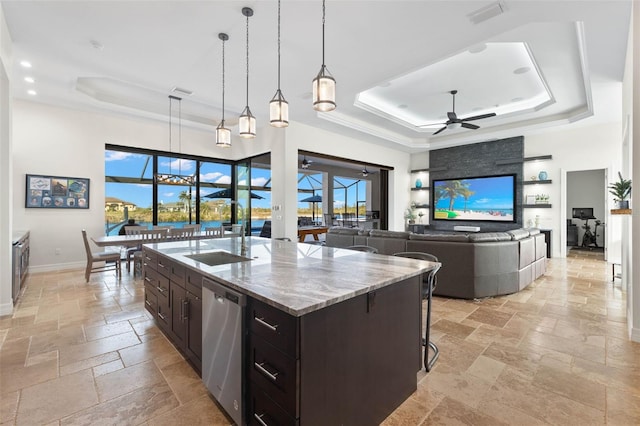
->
[203,188,264,199]
[300,194,322,222]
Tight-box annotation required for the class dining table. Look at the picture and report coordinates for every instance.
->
[91,230,232,248]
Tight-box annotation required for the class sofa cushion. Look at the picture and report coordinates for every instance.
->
[526,228,541,236]
[409,233,470,242]
[328,227,361,235]
[468,232,511,242]
[369,230,411,239]
[507,229,530,241]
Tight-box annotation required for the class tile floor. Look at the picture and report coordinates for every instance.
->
[1,249,639,425]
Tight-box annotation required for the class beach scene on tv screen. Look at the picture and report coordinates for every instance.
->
[433,176,514,221]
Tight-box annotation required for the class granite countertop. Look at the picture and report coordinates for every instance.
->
[144,237,439,317]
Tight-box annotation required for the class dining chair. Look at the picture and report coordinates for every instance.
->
[131,229,166,276]
[183,224,201,232]
[168,227,195,240]
[224,224,243,236]
[124,226,145,272]
[81,229,121,282]
[345,245,378,253]
[324,213,337,227]
[393,251,440,371]
[152,225,172,231]
[204,226,224,238]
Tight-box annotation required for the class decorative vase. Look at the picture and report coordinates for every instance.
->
[538,171,548,180]
[415,179,422,189]
[618,200,629,209]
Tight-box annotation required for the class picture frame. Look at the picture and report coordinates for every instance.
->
[525,195,536,205]
[26,174,90,209]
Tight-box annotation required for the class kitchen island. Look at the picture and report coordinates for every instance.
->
[142,236,439,425]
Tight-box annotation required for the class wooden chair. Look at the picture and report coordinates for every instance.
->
[204,226,224,238]
[223,224,243,236]
[132,229,166,276]
[124,226,144,272]
[81,230,121,282]
[168,227,195,240]
[393,251,440,371]
[183,224,201,232]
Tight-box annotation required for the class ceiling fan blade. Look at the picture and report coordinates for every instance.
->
[461,112,496,122]
[433,126,448,135]
[461,122,480,130]
[447,112,457,121]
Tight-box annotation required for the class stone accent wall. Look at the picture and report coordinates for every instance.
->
[430,136,524,232]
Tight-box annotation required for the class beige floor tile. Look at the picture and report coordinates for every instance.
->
[59,351,121,376]
[465,306,514,328]
[0,390,19,424]
[92,358,125,377]
[61,383,179,426]
[421,396,508,425]
[467,354,506,384]
[58,331,140,366]
[532,364,606,410]
[606,386,640,424]
[431,318,476,340]
[95,360,165,402]
[84,320,134,341]
[159,360,209,405]
[119,335,178,367]
[423,370,493,409]
[16,369,98,425]
[146,394,230,426]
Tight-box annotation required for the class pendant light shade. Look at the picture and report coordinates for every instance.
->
[239,7,256,138]
[312,0,336,112]
[216,32,231,148]
[270,0,289,127]
[155,95,195,185]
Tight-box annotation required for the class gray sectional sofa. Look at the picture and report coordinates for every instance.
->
[325,227,546,299]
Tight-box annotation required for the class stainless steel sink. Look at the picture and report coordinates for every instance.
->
[186,251,252,267]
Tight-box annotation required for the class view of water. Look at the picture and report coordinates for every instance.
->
[106,219,268,236]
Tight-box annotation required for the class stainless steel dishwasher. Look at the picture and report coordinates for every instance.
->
[202,278,246,426]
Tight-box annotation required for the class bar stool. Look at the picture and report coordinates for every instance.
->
[393,251,440,371]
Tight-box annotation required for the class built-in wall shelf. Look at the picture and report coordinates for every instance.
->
[495,158,523,166]
[524,155,553,162]
[611,208,632,215]
[410,166,447,173]
[523,204,552,208]
[414,204,430,209]
[411,186,430,191]
[523,180,552,185]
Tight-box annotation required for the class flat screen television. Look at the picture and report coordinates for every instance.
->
[432,174,516,222]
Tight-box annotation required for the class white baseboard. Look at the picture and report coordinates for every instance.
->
[0,301,14,316]
[630,326,640,343]
[29,261,85,274]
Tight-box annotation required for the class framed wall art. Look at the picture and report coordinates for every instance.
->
[26,174,90,209]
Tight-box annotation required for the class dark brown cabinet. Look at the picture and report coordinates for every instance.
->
[143,249,203,373]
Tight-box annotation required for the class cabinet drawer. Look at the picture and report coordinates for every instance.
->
[157,298,171,330]
[185,270,203,297]
[248,384,297,426]
[169,262,185,286]
[142,249,158,271]
[249,333,297,415]
[143,266,159,287]
[156,256,171,279]
[248,298,297,356]
[156,274,170,305]
[144,285,158,316]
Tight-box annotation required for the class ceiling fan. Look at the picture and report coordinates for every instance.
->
[423,90,497,135]
[301,156,313,169]
[361,166,376,177]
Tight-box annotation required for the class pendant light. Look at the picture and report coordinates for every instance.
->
[270,0,289,127]
[216,33,231,147]
[239,7,256,138]
[312,0,336,112]
[155,95,194,185]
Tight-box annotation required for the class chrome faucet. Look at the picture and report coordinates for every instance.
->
[231,200,247,256]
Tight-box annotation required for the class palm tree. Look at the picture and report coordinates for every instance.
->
[433,186,447,210]
[178,190,192,213]
[442,180,463,211]
[459,187,475,212]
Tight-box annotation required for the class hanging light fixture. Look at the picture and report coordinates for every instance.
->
[155,95,195,186]
[239,7,256,138]
[216,33,232,147]
[270,0,289,127]
[312,0,336,112]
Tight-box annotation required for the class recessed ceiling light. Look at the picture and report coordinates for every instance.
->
[90,39,104,50]
[397,104,408,109]
[20,60,32,68]
[27,89,37,96]
[514,67,530,74]
[24,77,35,83]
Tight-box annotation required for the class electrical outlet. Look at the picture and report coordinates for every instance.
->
[55,248,61,255]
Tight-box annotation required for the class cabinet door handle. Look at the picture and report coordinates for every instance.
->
[158,262,166,269]
[181,299,189,321]
[254,316,278,332]
[253,413,269,426]
[156,286,165,294]
[145,300,152,307]
[254,362,279,382]
[144,276,152,283]
[183,300,190,320]
[158,312,166,320]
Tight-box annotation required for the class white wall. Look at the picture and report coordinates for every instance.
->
[567,169,606,247]
[0,5,13,315]
[12,100,230,271]
[522,121,622,258]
